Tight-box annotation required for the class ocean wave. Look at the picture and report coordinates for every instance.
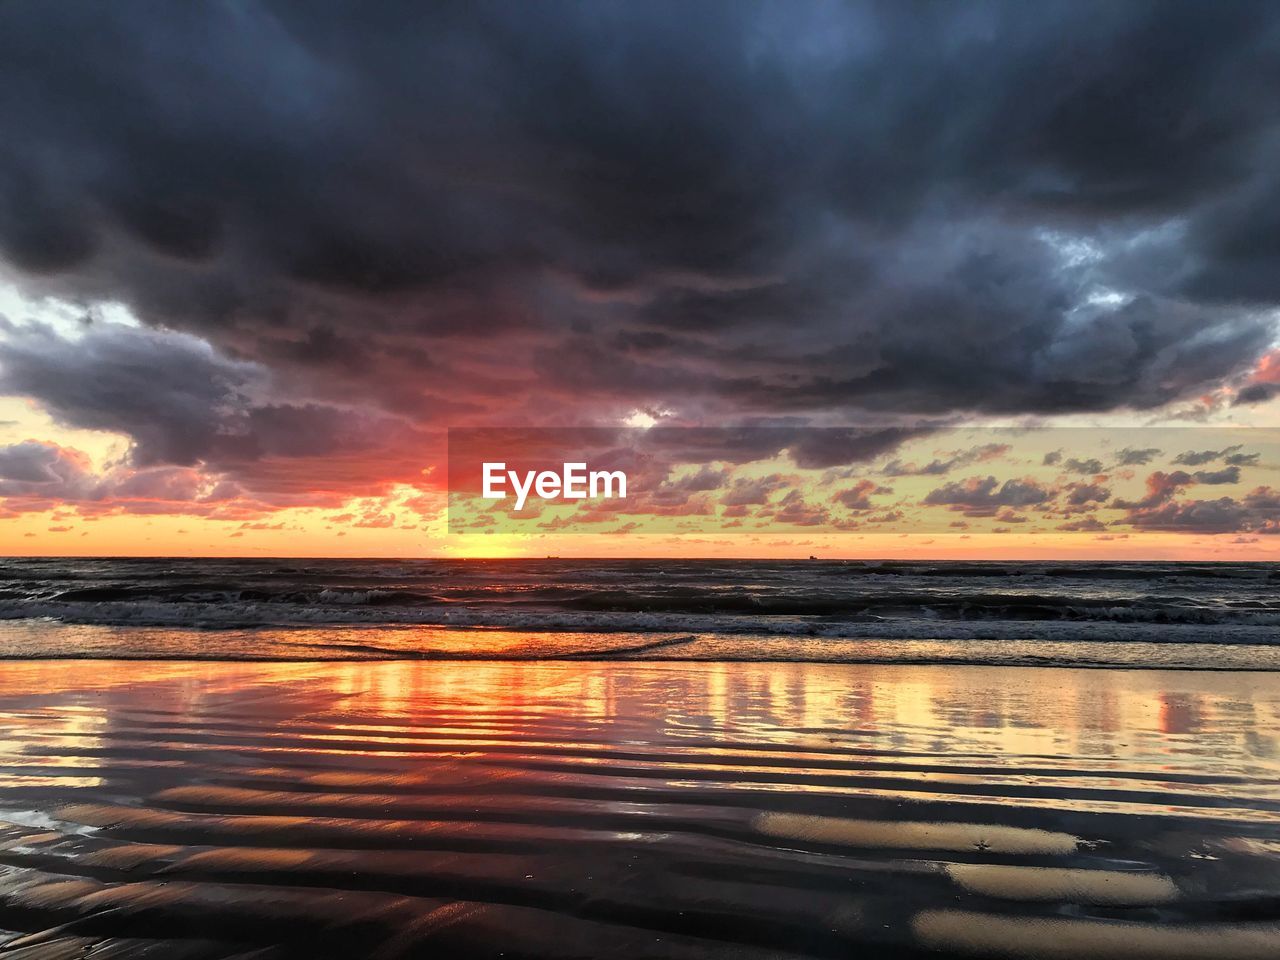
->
[3,558,1279,647]
[4,600,1280,650]
[4,595,1280,630]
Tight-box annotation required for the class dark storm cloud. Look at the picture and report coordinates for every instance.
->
[787,428,927,469]
[0,321,258,466]
[1,0,1280,495]
[633,426,929,470]
[0,321,429,499]
[1235,382,1278,405]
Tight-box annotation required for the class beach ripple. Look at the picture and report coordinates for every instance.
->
[0,660,1278,958]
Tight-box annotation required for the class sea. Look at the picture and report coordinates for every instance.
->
[1,557,1278,669]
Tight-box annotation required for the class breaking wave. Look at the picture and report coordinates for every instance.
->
[2,557,1278,655]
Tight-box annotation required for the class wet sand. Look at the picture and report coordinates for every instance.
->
[0,659,1277,958]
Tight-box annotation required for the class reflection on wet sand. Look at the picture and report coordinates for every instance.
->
[0,659,1277,958]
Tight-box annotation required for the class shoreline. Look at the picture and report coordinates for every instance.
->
[1,652,1280,670]
[6,618,1280,671]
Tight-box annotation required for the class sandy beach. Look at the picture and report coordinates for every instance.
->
[0,659,1277,958]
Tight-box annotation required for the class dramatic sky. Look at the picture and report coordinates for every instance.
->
[1,0,1279,557]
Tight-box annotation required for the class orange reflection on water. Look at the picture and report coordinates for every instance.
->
[2,656,1279,958]
[0,658,1277,821]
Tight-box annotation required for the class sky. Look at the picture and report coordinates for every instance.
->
[0,0,1279,558]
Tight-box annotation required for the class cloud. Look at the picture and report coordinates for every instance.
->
[1225,451,1261,467]
[0,440,98,500]
[1233,349,1280,405]
[1058,516,1108,532]
[788,428,928,470]
[1060,457,1104,475]
[833,479,892,511]
[770,489,831,527]
[1116,481,1279,534]
[1114,447,1162,466]
[0,320,258,466]
[922,475,1053,516]
[1124,499,1248,532]
[0,319,432,503]
[1112,463,1246,515]
[0,439,88,485]
[1063,482,1111,507]
[1118,490,1280,535]
[1192,465,1242,485]
[656,465,730,495]
[720,473,792,507]
[1235,382,1278,405]
[882,442,1010,477]
[1112,470,1195,509]
[1172,445,1246,466]
[0,439,257,516]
